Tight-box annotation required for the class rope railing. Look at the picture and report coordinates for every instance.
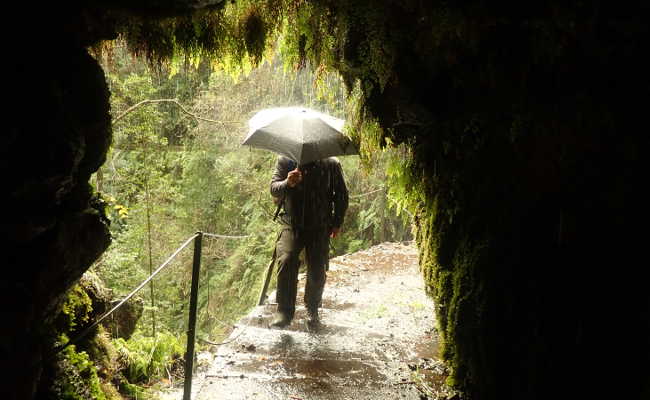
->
[46,230,249,400]
[203,232,250,239]
[55,233,200,355]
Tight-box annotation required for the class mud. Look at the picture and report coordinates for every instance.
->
[169,242,454,399]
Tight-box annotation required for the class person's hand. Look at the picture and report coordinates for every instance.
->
[330,227,341,238]
[287,168,303,187]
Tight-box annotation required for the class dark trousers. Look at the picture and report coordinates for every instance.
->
[275,226,329,320]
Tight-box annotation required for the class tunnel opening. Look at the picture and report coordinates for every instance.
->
[2,2,648,399]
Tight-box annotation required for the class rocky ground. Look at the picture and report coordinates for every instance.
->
[161,241,456,400]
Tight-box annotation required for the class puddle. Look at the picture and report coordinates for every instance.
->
[266,358,385,383]
[274,377,334,393]
[414,336,440,359]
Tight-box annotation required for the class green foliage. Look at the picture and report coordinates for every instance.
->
[51,345,107,400]
[105,2,281,73]
[57,285,93,334]
[49,281,181,399]
[113,331,183,385]
[99,0,400,94]
[90,34,410,396]
[42,278,120,399]
[332,149,412,256]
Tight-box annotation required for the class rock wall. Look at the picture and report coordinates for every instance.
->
[349,3,649,399]
[1,9,114,399]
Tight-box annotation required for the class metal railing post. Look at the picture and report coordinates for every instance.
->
[183,231,203,400]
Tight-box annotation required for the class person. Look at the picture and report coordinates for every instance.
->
[269,155,349,329]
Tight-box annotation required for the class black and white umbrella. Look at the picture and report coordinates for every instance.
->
[242,106,357,165]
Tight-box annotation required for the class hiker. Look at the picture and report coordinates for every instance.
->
[269,155,349,329]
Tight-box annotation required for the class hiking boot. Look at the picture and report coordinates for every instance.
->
[270,311,291,328]
[305,309,321,331]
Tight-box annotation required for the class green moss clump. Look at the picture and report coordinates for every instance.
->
[241,6,267,64]
[50,345,107,400]
[45,285,101,398]
[42,271,183,399]
[40,280,123,399]
[57,285,93,333]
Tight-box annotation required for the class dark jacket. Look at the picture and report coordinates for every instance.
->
[270,156,349,230]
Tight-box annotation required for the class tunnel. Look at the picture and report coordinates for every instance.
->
[1,1,647,399]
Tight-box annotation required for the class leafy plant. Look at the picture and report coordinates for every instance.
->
[113,331,184,385]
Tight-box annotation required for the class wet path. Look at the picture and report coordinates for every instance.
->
[193,242,449,399]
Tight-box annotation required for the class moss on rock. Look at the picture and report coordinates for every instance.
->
[49,345,107,400]
[38,275,122,400]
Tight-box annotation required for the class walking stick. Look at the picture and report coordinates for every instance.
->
[257,246,277,306]
[262,189,287,306]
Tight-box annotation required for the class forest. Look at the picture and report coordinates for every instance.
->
[56,39,411,398]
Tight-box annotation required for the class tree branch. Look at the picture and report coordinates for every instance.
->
[350,187,385,198]
[112,98,241,125]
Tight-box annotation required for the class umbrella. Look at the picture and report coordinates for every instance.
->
[242,106,357,165]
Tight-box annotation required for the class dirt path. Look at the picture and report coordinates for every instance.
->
[191,242,453,400]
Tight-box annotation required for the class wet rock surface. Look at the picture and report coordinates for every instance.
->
[189,241,452,400]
